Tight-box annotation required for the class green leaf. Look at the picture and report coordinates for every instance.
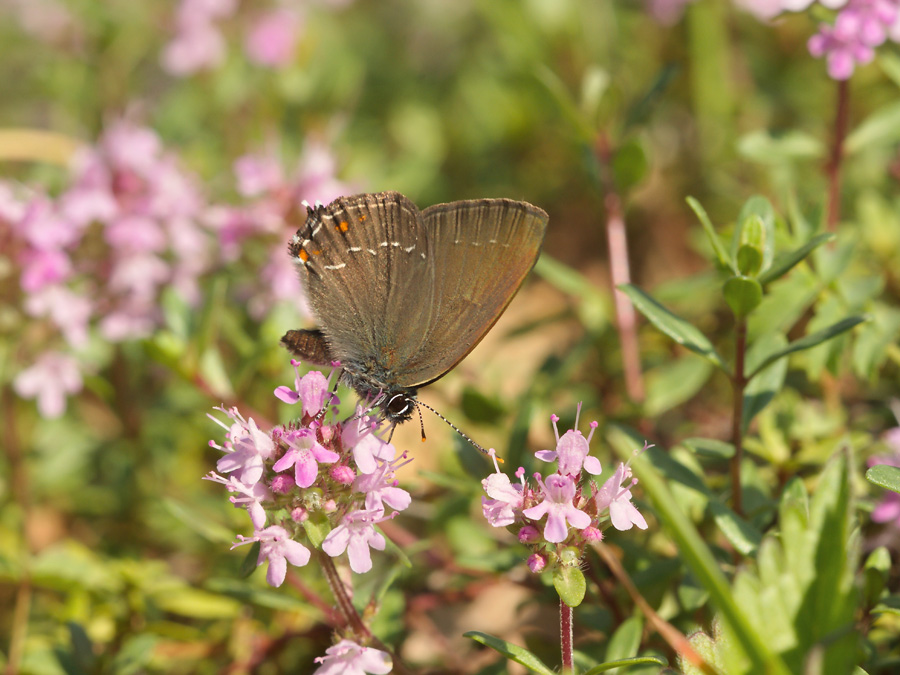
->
[536,65,594,143]
[619,283,728,370]
[554,565,587,607]
[686,196,734,271]
[303,515,330,548]
[845,100,900,155]
[708,500,762,556]
[239,542,260,579]
[747,316,868,379]
[464,631,557,675]
[879,51,900,86]
[583,656,668,675]
[644,358,714,417]
[607,426,787,674]
[863,547,891,607]
[606,616,643,664]
[736,129,824,164]
[733,196,775,273]
[152,587,242,619]
[735,245,763,278]
[724,276,762,318]
[866,464,900,494]
[758,233,835,286]
[682,437,735,460]
[535,255,610,332]
[613,139,648,193]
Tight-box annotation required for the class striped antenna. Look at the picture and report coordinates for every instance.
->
[413,399,497,459]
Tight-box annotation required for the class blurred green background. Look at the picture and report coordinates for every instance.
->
[3,0,900,673]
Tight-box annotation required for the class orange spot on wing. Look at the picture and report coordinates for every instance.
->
[337,221,349,232]
[298,249,309,262]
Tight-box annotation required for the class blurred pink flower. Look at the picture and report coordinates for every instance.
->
[808,0,898,79]
[646,0,694,24]
[161,18,227,76]
[245,9,303,68]
[19,248,72,293]
[13,351,83,418]
[235,154,285,198]
[24,285,91,347]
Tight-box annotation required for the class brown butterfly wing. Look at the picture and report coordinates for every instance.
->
[288,191,435,375]
[394,198,548,387]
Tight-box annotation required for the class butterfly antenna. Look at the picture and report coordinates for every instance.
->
[417,405,427,443]
[413,400,500,461]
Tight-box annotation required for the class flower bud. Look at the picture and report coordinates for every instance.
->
[527,553,547,573]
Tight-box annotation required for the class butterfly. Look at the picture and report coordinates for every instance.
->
[282,191,548,428]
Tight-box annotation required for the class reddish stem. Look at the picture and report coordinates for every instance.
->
[825,79,850,232]
[596,134,645,403]
[560,599,574,673]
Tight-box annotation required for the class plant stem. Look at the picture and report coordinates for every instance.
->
[593,543,719,675]
[731,318,747,516]
[825,78,850,232]
[596,133,645,403]
[317,551,371,640]
[560,599,574,674]
[316,552,413,675]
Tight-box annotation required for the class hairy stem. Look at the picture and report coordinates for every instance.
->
[825,79,850,232]
[316,552,412,675]
[560,599,574,673]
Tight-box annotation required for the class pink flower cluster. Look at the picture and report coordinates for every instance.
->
[807,0,900,79]
[162,0,355,75]
[3,121,215,418]
[209,141,355,318]
[481,405,648,573]
[207,361,412,586]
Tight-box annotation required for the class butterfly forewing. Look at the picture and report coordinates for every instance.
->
[396,198,549,387]
[291,192,435,373]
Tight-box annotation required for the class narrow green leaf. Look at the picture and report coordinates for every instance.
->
[619,283,728,370]
[239,542,261,578]
[554,566,587,607]
[682,437,735,460]
[758,233,835,286]
[866,464,900,494]
[583,656,668,675]
[536,66,594,143]
[747,316,868,379]
[863,547,891,607]
[708,500,762,556]
[606,616,643,664]
[686,196,734,271]
[464,631,557,675]
[607,426,788,674]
